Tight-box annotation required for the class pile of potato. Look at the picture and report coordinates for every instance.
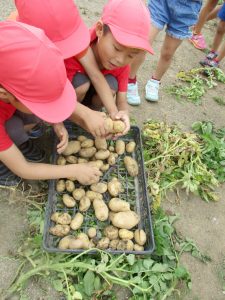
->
[49,131,147,252]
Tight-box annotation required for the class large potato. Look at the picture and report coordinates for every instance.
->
[124,156,139,177]
[79,147,96,158]
[49,224,70,237]
[63,141,81,156]
[97,237,110,249]
[134,229,147,246]
[62,194,76,208]
[68,237,84,249]
[104,118,113,133]
[86,190,103,201]
[57,156,66,165]
[104,225,119,240]
[72,188,85,201]
[65,180,75,192]
[93,199,109,221]
[95,149,110,160]
[126,141,136,153]
[111,211,140,229]
[108,198,130,212]
[58,235,73,250]
[56,179,65,193]
[70,212,84,230]
[115,140,125,155]
[95,137,107,150]
[66,155,78,164]
[119,229,134,240]
[81,139,94,148]
[77,233,90,249]
[79,196,91,212]
[113,120,126,133]
[51,212,71,225]
[88,160,104,169]
[108,178,123,197]
[91,182,107,194]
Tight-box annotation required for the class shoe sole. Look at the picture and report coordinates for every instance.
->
[145,95,159,102]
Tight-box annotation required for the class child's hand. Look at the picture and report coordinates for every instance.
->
[111,110,130,137]
[75,164,101,185]
[53,123,69,154]
[84,110,109,138]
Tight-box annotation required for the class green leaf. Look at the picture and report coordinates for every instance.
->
[83,270,95,296]
[73,291,83,300]
[175,266,188,279]
[143,259,154,269]
[126,254,135,265]
[52,279,64,292]
[152,263,168,273]
[94,276,101,291]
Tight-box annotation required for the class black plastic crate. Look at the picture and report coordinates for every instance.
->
[43,124,155,255]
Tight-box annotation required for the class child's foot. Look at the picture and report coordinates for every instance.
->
[28,123,44,139]
[200,58,219,68]
[0,163,21,187]
[19,139,46,162]
[189,33,207,50]
[145,79,160,102]
[127,82,141,105]
[206,50,218,60]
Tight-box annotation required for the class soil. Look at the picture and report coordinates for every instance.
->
[0,0,225,299]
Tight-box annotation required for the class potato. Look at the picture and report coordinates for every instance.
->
[56,179,65,193]
[86,191,103,201]
[77,135,87,142]
[87,227,97,238]
[79,196,91,212]
[109,239,119,250]
[100,164,110,172]
[58,235,74,250]
[95,137,107,150]
[124,156,139,177]
[62,194,76,208]
[57,156,66,165]
[88,160,104,169]
[81,139,94,148]
[93,199,109,221]
[107,153,118,166]
[49,224,70,237]
[104,225,119,240]
[115,140,125,155]
[79,147,96,158]
[95,149,110,160]
[65,180,75,192]
[126,141,136,153]
[108,178,123,197]
[116,240,127,251]
[119,229,134,240]
[134,244,144,251]
[68,237,84,249]
[97,237,110,249]
[109,211,116,222]
[108,146,115,152]
[111,211,140,229]
[104,118,113,133]
[70,212,84,230]
[51,212,71,225]
[113,120,126,133]
[126,240,134,251]
[67,177,76,181]
[78,158,88,164]
[65,155,77,164]
[72,188,85,201]
[63,141,81,156]
[91,182,107,194]
[88,240,96,249]
[134,229,147,246]
[108,197,130,212]
[77,233,90,249]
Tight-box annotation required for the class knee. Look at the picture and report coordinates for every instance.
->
[216,22,225,35]
[75,82,91,102]
[161,48,174,62]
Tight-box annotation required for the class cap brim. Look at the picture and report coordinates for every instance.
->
[17,79,76,123]
[54,21,90,59]
[108,25,154,55]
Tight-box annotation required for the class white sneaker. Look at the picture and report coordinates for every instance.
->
[127,82,141,106]
[145,79,160,102]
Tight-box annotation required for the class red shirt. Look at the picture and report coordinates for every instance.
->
[0,101,16,151]
[64,27,130,92]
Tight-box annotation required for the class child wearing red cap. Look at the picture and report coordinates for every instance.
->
[0,21,101,187]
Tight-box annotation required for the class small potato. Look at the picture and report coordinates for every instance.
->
[113,120,126,134]
[108,178,123,197]
[88,240,96,249]
[62,194,76,208]
[115,140,125,155]
[134,229,147,246]
[86,191,103,201]
[87,227,97,238]
[81,139,94,148]
[77,135,87,142]
[108,146,115,152]
[79,196,91,212]
[95,149,110,160]
[56,179,65,193]
[69,237,84,249]
[88,160,104,169]
[104,225,119,240]
[107,153,118,166]
[109,239,119,250]
[116,240,127,251]
[51,212,71,225]
[57,156,66,165]
[124,156,139,177]
[63,141,81,156]
[78,158,88,164]
[70,212,84,230]
[111,211,140,229]
[97,237,110,249]
[58,235,74,250]
[79,147,96,158]
[95,137,107,150]
[93,199,109,221]
[72,188,85,201]
[126,141,136,153]
[100,164,110,172]
[66,155,78,164]
[134,244,144,251]
[91,182,107,194]
[119,229,134,240]
[104,118,113,133]
[108,198,130,212]
[49,224,70,237]
[65,180,75,192]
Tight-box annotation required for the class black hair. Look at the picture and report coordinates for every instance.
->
[103,24,111,35]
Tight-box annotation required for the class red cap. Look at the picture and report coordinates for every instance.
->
[0,21,76,123]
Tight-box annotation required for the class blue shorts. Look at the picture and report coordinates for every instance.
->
[218,3,225,21]
[148,0,202,39]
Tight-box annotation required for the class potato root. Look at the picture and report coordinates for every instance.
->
[93,199,109,221]
[108,178,123,197]
[111,211,140,229]
[62,194,76,208]
[124,156,139,177]
[134,229,147,246]
[63,141,81,156]
[70,212,84,230]
[104,225,119,240]
[49,224,70,237]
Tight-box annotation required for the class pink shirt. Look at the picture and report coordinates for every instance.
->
[0,101,16,151]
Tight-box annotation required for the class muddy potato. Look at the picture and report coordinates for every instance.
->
[77,158,88,164]
[95,149,110,160]
[126,240,134,251]
[116,240,127,251]
[95,137,107,150]
[58,235,74,250]
[77,135,87,142]
[57,156,66,165]
[104,225,119,240]
[81,139,94,148]
[88,160,103,169]
[51,212,71,225]
[62,194,76,208]
[108,178,123,197]
[70,212,84,230]
[134,229,147,246]
[104,118,113,133]
[63,140,81,156]
[100,164,110,172]
[97,237,110,249]
[72,188,85,201]
[79,196,91,212]
[88,240,96,248]
[107,153,118,166]
[126,141,136,153]
[79,147,96,158]
[108,145,115,152]
[56,179,65,193]
[108,198,130,212]
[86,190,103,201]
[66,155,77,164]
[91,182,107,194]
[111,211,140,229]
[65,180,75,192]
[119,229,134,240]
[113,120,126,133]
[68,237,84,249]
[49,224,70,237]
[109,239,119,250]
[93,198,109,221]
[134,244,144,251]
[124,156,139,177]
[88,227,97,238]
[115,140,125,155]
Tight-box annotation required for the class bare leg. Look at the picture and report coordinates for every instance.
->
[217,41,225,62]
[75,82,90,102]
[211,20,225,51]
[207,4,222,21]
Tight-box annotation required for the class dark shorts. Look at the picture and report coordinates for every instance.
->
[218,3,225,21]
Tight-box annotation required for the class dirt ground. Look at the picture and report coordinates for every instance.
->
[1,0,225,299]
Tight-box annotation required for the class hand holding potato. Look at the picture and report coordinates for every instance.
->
[74,164,101,185]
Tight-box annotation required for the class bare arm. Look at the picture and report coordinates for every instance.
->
[113,92,130,136]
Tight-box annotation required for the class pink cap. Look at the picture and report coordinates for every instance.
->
[0,21,76,123]
[102,0,153,54]
[15,0,90,59]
